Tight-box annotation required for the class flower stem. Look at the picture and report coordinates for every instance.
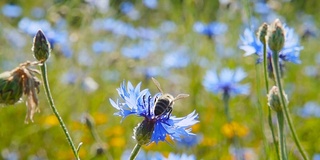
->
[130,144,142,160]
[262,40,280,159]
[40,63,80,160]
[223,92,232,122]
[276,111,286,160]
[222,92,243,160]
[271,51,309,160]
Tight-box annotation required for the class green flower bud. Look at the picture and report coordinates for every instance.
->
[257,22,269,44]
[0,71,23,105]
[133,119,155,145]
[267,86,288,112]
[267,19,285,53]
[32,30,51,62]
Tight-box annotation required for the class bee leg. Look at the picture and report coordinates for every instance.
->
[166,107,173,120]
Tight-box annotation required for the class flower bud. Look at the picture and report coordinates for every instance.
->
[133,119,155,145]
[267,86,288,112]
[32,30,50,62]
[257,22,269,44]
[267,19,285,53]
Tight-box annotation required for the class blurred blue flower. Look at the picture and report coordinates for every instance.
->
[254,2,272,15]
[176,134,203,148]
[136,27,159,40]
[135,66,164,79]
[102,70,120,82]
[121,41,156,59]
[314,154,320,160]
[303,66,318,77]
[298,14,319,39]
[143,0,158,9]
[60,69,79,85]
[239,24,303,64]
[229,147,257,160]
[18,17,73,58]
[167,153,196,160]
[81,76,99,93]
[297,102,320,118]
[203,68,250,96]
[110,81,199,144]
[1,149,19,160]
[159,21,177,33]
[121,150,164,160]
[93,18,137,39]
[92,40,115,54]
[162,47,190,69]
[2,4,22,18]
[78,50,93,66]
[193,21,228,38]
[3,29,27,48]
[85,0,110,13]
[31,7,45,19]
[120,2,140,20]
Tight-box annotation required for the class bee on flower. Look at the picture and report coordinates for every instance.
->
[109,80,199,146]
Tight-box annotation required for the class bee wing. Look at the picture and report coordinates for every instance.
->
[174,94,189,101]
[151,77,164,93]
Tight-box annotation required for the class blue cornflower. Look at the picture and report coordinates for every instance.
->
[110,81,199,144]
[203,68,250,96]
[193,21,228,38]
[239,24,303,64]
[2,4,22,18]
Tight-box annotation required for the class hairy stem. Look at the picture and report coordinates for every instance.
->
[262,40,280,159]
[40,63,80,160]
[271,51,308,160]
[277,111,286,160]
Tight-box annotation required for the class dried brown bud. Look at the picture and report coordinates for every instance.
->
[0,61,41,123]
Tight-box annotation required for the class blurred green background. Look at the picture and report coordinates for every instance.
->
[0,0,320,159]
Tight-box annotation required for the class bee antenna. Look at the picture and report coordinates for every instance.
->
[174,94,189,101]
[151,77,164,93]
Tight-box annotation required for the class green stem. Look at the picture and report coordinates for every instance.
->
[223,92,232,122]
[271,51,308,160]
[222,92,243,160]
[262,40,280,159]
[130,144,142,160]
[277,111,286,160]
[40,63,80,160]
